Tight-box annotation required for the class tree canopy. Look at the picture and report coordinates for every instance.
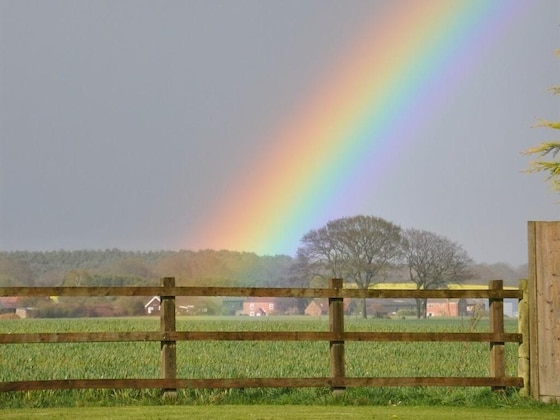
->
[401,228,472,318]
[524,50,560,191]
[297,215,402,318]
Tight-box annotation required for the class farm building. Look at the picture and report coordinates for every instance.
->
[0,297,40,319]
[381,298,416,315]
[144,296,160,315]
[304,299,327,316]
[426,298,484,317]
[366,301,390,318]
[426,299,460,317]
[242,297,276,316]
[14,307,40,319]
[304,299,353,316]
[0,297,19,315]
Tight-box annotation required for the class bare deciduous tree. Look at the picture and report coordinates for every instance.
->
[297,215,402,318]
[402,228,472,318]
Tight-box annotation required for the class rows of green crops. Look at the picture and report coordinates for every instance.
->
[0,316,519,382]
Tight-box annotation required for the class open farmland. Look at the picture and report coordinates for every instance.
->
[0,316,526,408]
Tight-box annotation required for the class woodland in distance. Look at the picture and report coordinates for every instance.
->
[0,248,526,318]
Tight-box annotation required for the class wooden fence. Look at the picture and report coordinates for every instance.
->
[0,278,525,394]
[528,221,560,401]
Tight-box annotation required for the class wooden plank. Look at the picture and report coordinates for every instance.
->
[0,287,167,297]
[518,279,530,397]
[340,377,523,388]
[0,332,163,343]
[329,278,345,391]
[0,376,523,392]
[0,331,522,344]
[528,221,540,400]
[530,221,560,402]
[0,287,334,298]
[0,286,522,299]
[341,332,522,343]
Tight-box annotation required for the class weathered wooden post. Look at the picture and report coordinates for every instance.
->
[517,279,530,397]
[160,277,177,399]
[528,221,560,402]
[489,279,505,392]
[329,278,345,394]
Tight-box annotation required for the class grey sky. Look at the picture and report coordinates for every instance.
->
[1,1,559,266]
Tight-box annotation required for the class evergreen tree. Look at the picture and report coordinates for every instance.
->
[524,50,560,191]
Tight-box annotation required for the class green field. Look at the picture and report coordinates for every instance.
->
[0,316,556,413]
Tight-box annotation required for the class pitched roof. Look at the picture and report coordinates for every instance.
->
[144,296,161,308]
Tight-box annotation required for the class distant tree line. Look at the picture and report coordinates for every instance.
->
[0,250,294,288]
[1,215,528,318]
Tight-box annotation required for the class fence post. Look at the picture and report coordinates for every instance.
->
[518,279,530,397]
[489,279,505,392]
[329,278,345,393]
[160,277,177,399]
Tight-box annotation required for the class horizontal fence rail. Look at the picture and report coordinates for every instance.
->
[0,278,525,394]
[0,377,523,393]
[0,286,523,299]
[0,331,522,344]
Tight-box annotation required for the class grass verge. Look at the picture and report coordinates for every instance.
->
[2,405,560,420]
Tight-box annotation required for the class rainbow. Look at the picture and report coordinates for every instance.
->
[187,0,525,256]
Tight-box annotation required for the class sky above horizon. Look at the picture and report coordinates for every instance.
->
[1,1,559,267]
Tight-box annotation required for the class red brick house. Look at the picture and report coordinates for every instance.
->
[426,299,458,317]
[304,299,353,316]
[242,297,276,316]
[426,299,472,317]
[0,297,19,315]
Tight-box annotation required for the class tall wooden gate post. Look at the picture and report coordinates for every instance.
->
[489,279,505,392]
[528,221,560,402]
[160,277,177,398]
[329,278,345,393]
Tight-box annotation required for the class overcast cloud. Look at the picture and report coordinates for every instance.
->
[1,1,559,266]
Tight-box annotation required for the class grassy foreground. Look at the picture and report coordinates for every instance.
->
[2,405,560,420]
[1,316,559,415]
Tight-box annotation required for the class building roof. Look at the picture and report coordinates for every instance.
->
[245,297,277,303]
[0,297,19,309]
[144,296,161,308]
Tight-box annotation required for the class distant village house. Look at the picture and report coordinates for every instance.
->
[304,299,353,316]
[144,296,161,315]
[242,297,275,316]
